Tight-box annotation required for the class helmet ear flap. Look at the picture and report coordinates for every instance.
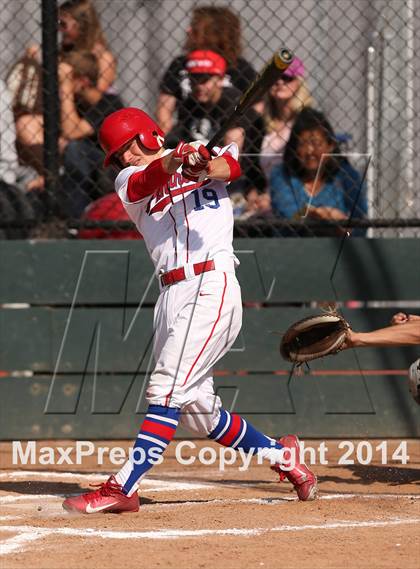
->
[133,133,158,153]
[154,132,165,148]
[140,126,165,150]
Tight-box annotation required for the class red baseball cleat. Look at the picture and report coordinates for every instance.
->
[271,434,318,501]
[62,475,139,514]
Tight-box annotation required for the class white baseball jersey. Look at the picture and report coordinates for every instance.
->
[115,143,240,274]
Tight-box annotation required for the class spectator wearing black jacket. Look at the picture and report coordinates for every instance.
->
[156,6,257,135]
[165,50,265,193]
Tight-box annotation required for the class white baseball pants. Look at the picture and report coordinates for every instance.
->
[146,269,242,435]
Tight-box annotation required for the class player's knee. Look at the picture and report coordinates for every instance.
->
[178,395,222,436]
[145,381,182,408]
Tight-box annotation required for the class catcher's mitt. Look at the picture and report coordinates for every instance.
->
[280,313,349,364]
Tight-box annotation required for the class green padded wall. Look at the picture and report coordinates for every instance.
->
[1,239,419,439]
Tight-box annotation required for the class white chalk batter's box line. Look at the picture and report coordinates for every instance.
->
[1,518,419,556]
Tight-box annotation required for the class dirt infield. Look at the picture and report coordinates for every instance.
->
[0,439,419,569]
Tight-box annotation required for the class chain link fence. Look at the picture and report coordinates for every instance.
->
[0,0,419,239]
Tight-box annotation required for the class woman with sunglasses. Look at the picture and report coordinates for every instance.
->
[260,57,313,183]
[57,0,116,94]
[24,0,116,94]
[9,0,117,191]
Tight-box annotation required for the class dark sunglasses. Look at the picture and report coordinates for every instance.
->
[279,74,296,83]
[189,73,215,84]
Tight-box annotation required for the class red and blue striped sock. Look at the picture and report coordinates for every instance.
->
[116,405,180,495]
[208,408,284,462]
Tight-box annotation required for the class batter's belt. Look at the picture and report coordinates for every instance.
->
[160,260,215,287]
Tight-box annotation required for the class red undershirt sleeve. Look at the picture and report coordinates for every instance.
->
[221,154,242,181]
[126,157,172,202]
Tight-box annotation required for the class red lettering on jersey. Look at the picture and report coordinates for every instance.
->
[171,172,183,187]
[147,178,211,215]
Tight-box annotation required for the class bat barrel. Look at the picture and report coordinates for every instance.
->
[273,48,294,71]
[205,47,294,151]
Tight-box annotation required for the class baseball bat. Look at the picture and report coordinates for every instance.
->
[205,48,294,151]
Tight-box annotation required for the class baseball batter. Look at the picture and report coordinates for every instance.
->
[63,107,317,514]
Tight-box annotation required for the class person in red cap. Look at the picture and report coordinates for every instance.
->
[166,49,266,194]
[156,6,258,135]
[166,49,244,144]
[62,106,317,515]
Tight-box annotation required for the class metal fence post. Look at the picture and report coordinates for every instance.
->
[41,0,59,196]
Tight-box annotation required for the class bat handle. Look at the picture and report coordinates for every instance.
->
[205,114,238,152]
[205,136,220,153]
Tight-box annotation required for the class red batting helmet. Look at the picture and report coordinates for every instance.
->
[99,107,164,167]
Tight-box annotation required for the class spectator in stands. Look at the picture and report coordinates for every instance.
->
[156,5,258,134]
[58,0,116,93]
[260,57,313,182]
[24,0,116,94]
[165,49,265,193]
[58,50,124,217]
[6,53,45,185]
[8,0,117,189]
[232,185,277,238]
[241,188,272,220]
[269,108,367,236]
[0,79,36,238]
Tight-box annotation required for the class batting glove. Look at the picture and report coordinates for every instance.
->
[182,145,211,182]
[172,141,196,163]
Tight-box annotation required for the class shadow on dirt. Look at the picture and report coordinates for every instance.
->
[319,464,420,486]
